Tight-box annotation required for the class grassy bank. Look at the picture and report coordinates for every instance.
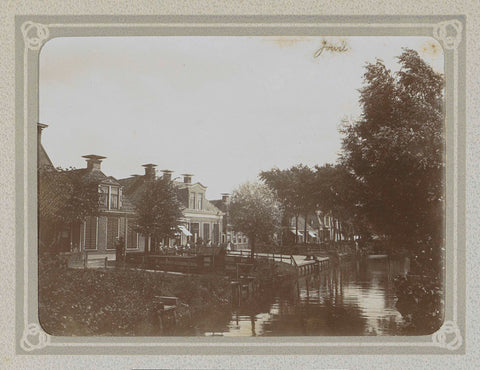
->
[39,254,231,336]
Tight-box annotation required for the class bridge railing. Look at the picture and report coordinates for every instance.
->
[226,250,297,266]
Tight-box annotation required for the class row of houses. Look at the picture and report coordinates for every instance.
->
[38,123,248,259]
[287,213,348,245]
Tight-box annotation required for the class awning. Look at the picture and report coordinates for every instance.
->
[308,231,317,238]
[178,225,192,236]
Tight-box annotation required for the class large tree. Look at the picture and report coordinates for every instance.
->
[260,165,317,245]
[38,167,100,253]
[260,167,301,243]
[229,181,283,259]
[132,177,184,254]
[289,165,317,244]
[311,164,354,241]
[339,49,444,264]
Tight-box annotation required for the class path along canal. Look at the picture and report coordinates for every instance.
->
[177,256,412,336]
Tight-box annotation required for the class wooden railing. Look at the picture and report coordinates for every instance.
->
[226,250,331,277]
[226,250,297,266]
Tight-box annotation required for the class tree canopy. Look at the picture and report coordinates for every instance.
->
[339,48,444,252]
[132,177,184,252]
[38,167,100,251]
[229,181,283,259]
[260,165,317,244]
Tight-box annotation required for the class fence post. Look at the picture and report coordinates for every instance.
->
[104,257,108,269]
[84,251,88,269]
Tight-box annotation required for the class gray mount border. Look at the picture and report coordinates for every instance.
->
[15,15,466,355]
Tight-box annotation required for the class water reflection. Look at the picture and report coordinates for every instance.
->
[216,257,411,337]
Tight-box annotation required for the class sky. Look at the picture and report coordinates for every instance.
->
[39,36,443,200]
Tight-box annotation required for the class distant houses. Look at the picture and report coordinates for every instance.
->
[70,155,140,256]
[287,212,347,245]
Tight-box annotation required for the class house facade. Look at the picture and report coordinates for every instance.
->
[38,123,144,258]
[119,166,224,248]
[70,155,145,257]
[174,172,224,246]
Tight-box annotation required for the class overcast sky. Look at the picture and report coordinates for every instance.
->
[39,36,443,199]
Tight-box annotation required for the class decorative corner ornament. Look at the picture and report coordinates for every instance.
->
[21,21,50,50]
[20,323,50,352]
[433,19,463,50]
[431,321,463,351]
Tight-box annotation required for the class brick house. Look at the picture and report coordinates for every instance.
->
[38,123,143,258]
[72,155,144,258]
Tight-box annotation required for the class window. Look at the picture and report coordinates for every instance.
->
[203,223,210,241]
[99,186,109,207]
[110,187,119,209]
[197,193,203,210]
[106,217,119,250]
[85,216,97,250]
[189,192,196,209]
[191,223,199,242]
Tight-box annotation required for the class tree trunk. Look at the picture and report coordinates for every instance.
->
[295,215,299,244]
[304,213,308,245]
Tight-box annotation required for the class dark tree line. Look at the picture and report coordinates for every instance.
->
[340,49,444,270]
[259,49,444,272]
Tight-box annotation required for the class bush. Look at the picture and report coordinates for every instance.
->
[38,254,231,336]
[394,274,444,335]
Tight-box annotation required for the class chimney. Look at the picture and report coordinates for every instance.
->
[37,123,48,146]
[142,164,157,181]
[221,193,231,204]
[181,173,193,184]
[82,154,106,171]
[161,169,173,181]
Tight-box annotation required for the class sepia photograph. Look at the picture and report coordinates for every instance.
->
[37,35,446,338]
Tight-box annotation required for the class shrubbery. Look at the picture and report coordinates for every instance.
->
[394,274,444,335]
[38,253,231,336]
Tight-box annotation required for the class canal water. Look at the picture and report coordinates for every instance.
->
[193,257,412,336]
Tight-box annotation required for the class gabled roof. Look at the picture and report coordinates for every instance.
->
[118,175,141,192]
[66,168,134,213]
[175,181,207,190]
[68,168,120,186]
[202,198,223,214]
[119,195,136,213]
[210,199,227,213]
[118,175,150,206]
